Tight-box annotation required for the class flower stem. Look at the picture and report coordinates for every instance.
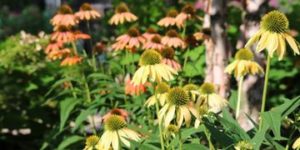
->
[155,91,165,150]
[204,127,215,150]
[259,55,271,130]
[236,76,244,118]
[183,48,190,70]
[178,128,183,150]
[82,73,92,103]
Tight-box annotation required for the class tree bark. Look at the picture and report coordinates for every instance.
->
[235,0,269,130]
[204,0,231,97]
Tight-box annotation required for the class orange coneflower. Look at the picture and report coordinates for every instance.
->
[161,47,181,71]
[158,9,178,27]
[75,3,101,21]
[60,55,82,66]
[109,3,137,25]
[50,4,78,27]
[142,27,159,40]
[45,40,63,53]
[176,4,196,28]
[47,48,71,60]
[112,27,145,51]
[162,29,186,49]
[143,35,165,51]
[51,26,75,43]
[124,75,147,96]
[102,108,129,122]
[74,30,91,40]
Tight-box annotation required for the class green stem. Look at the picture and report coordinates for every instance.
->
[178,128,183,150]
[155,91,165,150]
[71,42,78,55]
[236,76,244,118]
[87,22,98,71]
[82,74,92,103]
[259,55,271,130]
[183,48,190,70]
[204,127,215,150]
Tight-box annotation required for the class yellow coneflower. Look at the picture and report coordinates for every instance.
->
[132,50,177,85]
[293,137,300,150]
[162,30,186,49]
[159,87,198,127]
[225,48,264,78]
[161,47,181,71]
[83,135,103,150]
[99,115,140,150]
[176,4,196,28]
[102,108,129,123]
[245,10,300,60]
[197,83,228,113]
[75,3,101,21]
[183,83,199,101]
[194,105,208,128]
[158,9,178,27]
[165,124,179,138]
[109,3,137,25]
[234,141,254,150]
[225,48,264,118]
[50,4,78,27]
[145,82,170,107]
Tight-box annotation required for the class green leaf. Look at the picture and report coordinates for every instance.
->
[57,135,83,150]
[60,98,79,131]
[261,111,281,139]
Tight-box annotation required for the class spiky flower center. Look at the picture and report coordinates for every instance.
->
[146,27,157,34]
[182,4,195,16]
[116,3,129,13]
[85,135,99,147]
[235,48,254,60]
[167,9,178,17]
[184,84,198,92]
[156,82,170,94]
[167,124,179,133]
[127,28,140,37]
[168,87,189,106]
[161,47,175,59]
[139,50,162,65]
[166,30,179,38]
[56,25,71,32]
[80,3,92,11]
[199,83,215,95]
[58,4,73,14]
[105,115,127,131]
[151,35,161,43]
[261,10,289,33]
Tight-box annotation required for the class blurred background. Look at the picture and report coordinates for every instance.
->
[0,0,300,149]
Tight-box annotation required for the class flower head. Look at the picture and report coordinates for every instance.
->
[47,48,71,60]
[145,82,170,107]
[75,3,101,21]
[132,50,177,85]
[45,40,63,53]
[159,87,198,127]
[176,4,196,27]
[100,115,140,150]
[109,3,137,25]
[245,10,300,60]
[162,30,186,49]
[197,82,228,113]
[83,135,101,150]
[60,55,82,66]
[184,83,199,101]
[161,47,181,71]
[166,124,179,138]
[225,48,264,78]
[102,108,129,123]
[143,35,165,51]
[51,26,75,43]
[142,27,159,40]
[50,4,78,27]
[158,9,178,27]
[125,76,147,96]
[112,27,145,51]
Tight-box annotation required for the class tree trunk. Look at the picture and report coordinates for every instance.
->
[204,0,231,97]
[235,0,269,130]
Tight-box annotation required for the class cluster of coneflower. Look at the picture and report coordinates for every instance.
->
[45,3,101,66]
[51,3,300,150]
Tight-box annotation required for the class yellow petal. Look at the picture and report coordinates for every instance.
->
[277,34,286,60]
[285,33,300,55]
[245,30,262,48]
